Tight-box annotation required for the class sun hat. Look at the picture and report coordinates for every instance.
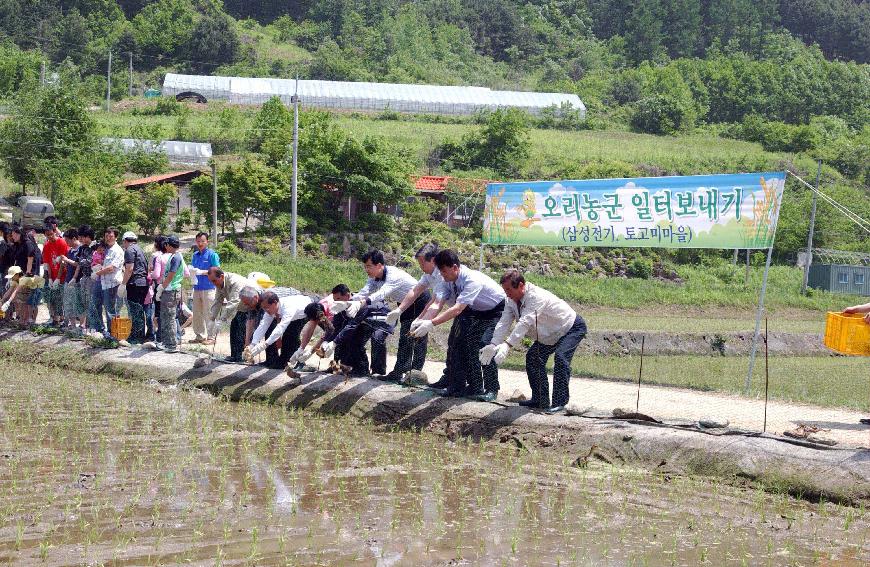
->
[122,231,138,242]
[5,266,22,279]
[247,271,276,289]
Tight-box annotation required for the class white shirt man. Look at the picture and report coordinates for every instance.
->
[482,270,587,414]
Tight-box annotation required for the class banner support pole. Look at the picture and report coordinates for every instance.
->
[745,245,774,394]
[479,244,485,271]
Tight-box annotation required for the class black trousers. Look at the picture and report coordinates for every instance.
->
[525,315,587,408]
[228,311,248,360]
[449,300,505,396]
[388,291,431,378]
[263,317,306,370]
[331,307,391,375]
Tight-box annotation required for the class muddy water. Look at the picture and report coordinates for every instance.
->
[0,362,868,566]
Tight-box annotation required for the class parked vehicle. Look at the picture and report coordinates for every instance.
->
[12,196,55,226]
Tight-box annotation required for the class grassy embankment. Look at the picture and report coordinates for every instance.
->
[95,105,824,177]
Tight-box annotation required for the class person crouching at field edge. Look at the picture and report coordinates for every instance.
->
[409,249,506,402]
[481,269,586,414]
[244,291,314,370]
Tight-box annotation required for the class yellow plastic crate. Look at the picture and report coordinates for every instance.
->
[824,312,870,356]
[110,316,132,341]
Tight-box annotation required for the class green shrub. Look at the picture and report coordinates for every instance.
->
[630,258,653,279]
[215,239,241,262]
[630,94,696,135]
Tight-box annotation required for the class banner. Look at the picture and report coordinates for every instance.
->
[482,172,786,249]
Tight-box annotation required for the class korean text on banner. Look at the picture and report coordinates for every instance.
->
[482,172,786,249]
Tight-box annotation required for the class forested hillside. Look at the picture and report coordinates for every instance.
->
[0,0,867,258]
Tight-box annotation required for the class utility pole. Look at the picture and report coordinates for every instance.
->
[128,52,133,98]
[106,50,112,112]
[801,160,822,294]
[291,76,299,259]
[211,161,219,244]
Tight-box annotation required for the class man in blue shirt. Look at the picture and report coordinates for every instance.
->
[410,249,506,402]
[189,232,220,345]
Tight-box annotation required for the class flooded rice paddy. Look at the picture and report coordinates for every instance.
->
[1,361,869,566]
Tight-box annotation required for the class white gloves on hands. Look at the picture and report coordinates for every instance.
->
[49,279,60,290]
[117,285,127,299]
[478,344,496,365]
[321,341,336,358]
[290,345,312,365]
[492,343,510,365]
[212,320,224,336]
[332,300,362,318]
[345,301,361,318]
[248,341,267,358]
[156,284,165,296]
[194,268,208,276]
[409,320,434,338]
[1,301,10,312]
[385,308,402,326]
[331,301,350,313]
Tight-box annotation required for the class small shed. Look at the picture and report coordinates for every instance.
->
[808,264,870,296]
[123,170,204,216]
[412,175,489,228]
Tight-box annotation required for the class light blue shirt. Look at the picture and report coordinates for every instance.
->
[437,265,505,311]
[353,266,417,306]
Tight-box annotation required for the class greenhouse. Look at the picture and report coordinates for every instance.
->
[101,138,213,166]
[162,73,585,117]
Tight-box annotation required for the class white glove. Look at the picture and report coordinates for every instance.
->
[188,271,198,286]
[479,344,496,365]
[92,264,103,274]
[295,345,313,363]
[332,301,350,313]
[409,319,424,334]
[50,279,59,290]
[321,341,336,358]
[1,301,10,312]
[194,268,208,276]
[248,341,267,358]
[156,284,165,296]
[212,320,224,337]
[117,285,127,299]
[409,320,433,338]
[345,301,361,318]
[53,256,62,265]
[385,308,402,326]
[492,343,510,365]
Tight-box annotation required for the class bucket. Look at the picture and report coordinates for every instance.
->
[110,316,132,341]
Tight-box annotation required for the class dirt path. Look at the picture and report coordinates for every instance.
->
[198,329,870,449]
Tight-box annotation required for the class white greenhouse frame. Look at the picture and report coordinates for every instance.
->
[101,138,213,166]
[162,73,586,118]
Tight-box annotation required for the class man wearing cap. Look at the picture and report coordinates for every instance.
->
[155,235,185,353]
[482,269,587,414]
[41,224,69,326]
[244,291,315,369]
[119,231,149,345]
[206,267,251,362]
[189,232,220,345]
[1,266,23,319]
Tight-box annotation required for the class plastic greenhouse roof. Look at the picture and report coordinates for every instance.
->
[101,138,213,166]
[162,74,585,116]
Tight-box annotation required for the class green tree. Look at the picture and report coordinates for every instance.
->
[624,0,665,64]
[138,182,177,236]
[189,171,237,235]
[250,96,293,164]
[220,158,288,232]
[0,83,96,192]
[438,108,531,177]
[186,10,240,72]
[130,0,197,60]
